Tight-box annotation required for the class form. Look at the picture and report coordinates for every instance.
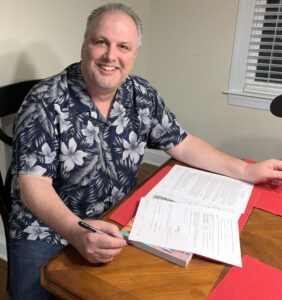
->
[146,165,253,216]
[129,196,242,267]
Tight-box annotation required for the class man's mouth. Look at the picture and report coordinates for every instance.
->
[100,65,116,71]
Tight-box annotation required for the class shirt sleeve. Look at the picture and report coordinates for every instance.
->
[147,86,188,150]
[11,94,59,178]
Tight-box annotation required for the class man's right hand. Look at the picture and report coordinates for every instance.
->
[71,220,127,263]
[19,175,126,264]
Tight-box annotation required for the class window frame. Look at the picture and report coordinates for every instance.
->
[227,0,282,110]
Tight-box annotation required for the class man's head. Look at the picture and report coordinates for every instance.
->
[81,3,142,95]
[83,3,142,49]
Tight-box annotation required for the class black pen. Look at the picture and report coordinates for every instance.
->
[78,221,113,237]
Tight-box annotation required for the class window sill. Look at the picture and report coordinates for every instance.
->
[225,90,272,110]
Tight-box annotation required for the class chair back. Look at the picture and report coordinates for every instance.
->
[0,79,40,289]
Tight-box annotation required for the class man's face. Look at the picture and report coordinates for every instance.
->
[81,11,138,93]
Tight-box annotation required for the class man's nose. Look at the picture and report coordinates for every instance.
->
[104,45,117,61]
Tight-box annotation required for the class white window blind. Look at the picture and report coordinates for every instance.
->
[244,0,282,95]
[227,0,282,110]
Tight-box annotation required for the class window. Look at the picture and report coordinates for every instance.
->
[227,0,282,110]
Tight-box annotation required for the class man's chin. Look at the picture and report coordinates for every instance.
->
[95,78,123,90]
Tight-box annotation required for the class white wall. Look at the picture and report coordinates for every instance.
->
[147,0,282,161]
[1,0,282,257]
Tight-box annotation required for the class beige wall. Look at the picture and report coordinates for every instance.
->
[147,0,282,161]
[1,0,282,238]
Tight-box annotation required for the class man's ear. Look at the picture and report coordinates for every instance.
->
[81,43,85,59]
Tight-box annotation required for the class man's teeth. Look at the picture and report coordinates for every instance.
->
[102,66,115,71]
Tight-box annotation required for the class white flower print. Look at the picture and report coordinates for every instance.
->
[151,115,172,139]
[122,131,146,163]
[90,111,98,119]
[23,221,50,240]
[61,138,87,172]
[82,121,100,144]
[86,202,106,217]
[133,79,148,94]
[23,154,46,175]
[54,104,72,133]
[111,187,125,202]
[109,102,129,134]
[111,102,126,118]
[139,108,150,125]
[41,143,56,164]
[112,115,129,134]
[13,203,31,221]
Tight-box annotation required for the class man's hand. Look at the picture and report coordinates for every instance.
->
[243,159,282,184]
[70,220,127,263]
[19,175,126,264]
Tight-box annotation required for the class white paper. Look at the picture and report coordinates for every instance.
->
[147,165,253,216]
[129,197,242,267]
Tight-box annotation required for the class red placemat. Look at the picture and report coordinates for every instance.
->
[207,255,282,300]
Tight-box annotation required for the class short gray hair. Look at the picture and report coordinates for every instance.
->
[83,3,143,48]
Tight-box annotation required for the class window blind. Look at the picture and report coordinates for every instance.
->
[244,0,282,95]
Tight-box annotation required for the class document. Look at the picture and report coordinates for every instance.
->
[146,165,253,216]
[129,196,242,267]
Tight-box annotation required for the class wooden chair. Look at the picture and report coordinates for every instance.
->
[0,79,40,290]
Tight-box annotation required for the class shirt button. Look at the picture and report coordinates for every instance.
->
[106,147,111,153]
[109,172,115,178]
[111,196,115,202]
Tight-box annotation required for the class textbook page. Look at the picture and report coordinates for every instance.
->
[129,197,242,267]
[146,165,253,216]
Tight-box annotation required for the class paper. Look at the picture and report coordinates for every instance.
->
[206,255,282,299]
[147,165,253,215]
[129,197,242,267]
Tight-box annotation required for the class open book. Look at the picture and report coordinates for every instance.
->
[128,165,254,267]
[121,217,193,267]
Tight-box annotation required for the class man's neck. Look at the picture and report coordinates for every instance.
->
[88,86,117,119]
[81,71,118,119]
[93,94,115,119]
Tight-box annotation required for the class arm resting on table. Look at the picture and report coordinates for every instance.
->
[166,134,282,184]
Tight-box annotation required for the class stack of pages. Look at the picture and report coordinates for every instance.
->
[128,165,254,267]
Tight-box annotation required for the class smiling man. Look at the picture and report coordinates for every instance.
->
[9,3,282,300]
[81,9,138,107]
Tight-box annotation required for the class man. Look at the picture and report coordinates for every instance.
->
[9,3,282,299]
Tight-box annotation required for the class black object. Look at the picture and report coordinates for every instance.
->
[270,94,282,117]
[0,79,40,291]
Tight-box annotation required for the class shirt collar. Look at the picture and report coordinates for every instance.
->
[67,63,134,121]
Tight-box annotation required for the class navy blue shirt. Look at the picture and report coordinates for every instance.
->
[10,62,187,245]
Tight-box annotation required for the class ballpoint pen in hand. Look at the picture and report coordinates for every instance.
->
[78,221,114,237]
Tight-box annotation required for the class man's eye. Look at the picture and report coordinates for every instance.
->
[95,40,106,45]
[120,44,130,51]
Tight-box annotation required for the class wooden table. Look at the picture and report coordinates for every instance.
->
[40,159,282,300]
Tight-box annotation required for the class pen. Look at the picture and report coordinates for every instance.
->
[78,221,113,237]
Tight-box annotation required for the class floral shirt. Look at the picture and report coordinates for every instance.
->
[10,62,187,245]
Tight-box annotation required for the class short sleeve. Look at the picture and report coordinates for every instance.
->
[147,89,188,150]
[12,96,59,178]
